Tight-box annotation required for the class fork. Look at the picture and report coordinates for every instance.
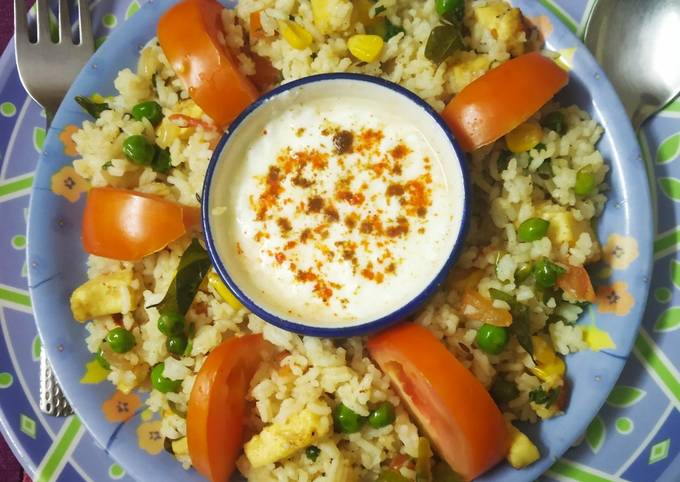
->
[14,0,95,416]
[14,0,94,122]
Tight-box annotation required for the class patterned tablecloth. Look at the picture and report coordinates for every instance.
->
[1,1,680,481]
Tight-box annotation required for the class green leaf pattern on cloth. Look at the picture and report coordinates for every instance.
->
[33,127,45,153]
[585,415,606,454]
[658,177,680,201]
[655,307,680,332]
[606,386,646,407]
[656,133,680,165]
[125,0,141,19]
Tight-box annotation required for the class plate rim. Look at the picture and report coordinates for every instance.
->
[24,0,655,481]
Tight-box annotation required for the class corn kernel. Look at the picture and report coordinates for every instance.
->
[155,117,181,149]
[347,34,384,63]
[529,336,565,383]
[505,121,543,153]
[208,271,243,310]
[278,20,313,50]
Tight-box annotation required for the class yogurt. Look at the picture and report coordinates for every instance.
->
[207,78,467,329]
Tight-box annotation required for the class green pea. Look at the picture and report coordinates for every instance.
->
[574,167,596,196]
[152,146,172,173]
[95,348,110,370]
[515,262,533,282]
[131,101,164,125]
[425,24,464,64]
[158,312,185,336]
[377,469,410,482]
[488,288,515,305]
[151,362,182,393]
[475,324,509,355]
[518,217,550,242]
[436,0,465,23]
[122,135,155,166]
[166,334,188,356]
[333,403,365,433]
[106,327,136,353]
[542,111,567,135]
[490,379,519,404]
[533,257,566,288]
[305,445,321,461]
[367,401,395,429]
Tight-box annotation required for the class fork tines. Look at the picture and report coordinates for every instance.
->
[14,0,94,48]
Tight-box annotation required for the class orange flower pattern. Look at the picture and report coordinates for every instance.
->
[137,420,164,455]
[596,281,635,317]
[603,234,639,270]
[59,124,79,157]
[51,166,89,203]
[102,390,142,423]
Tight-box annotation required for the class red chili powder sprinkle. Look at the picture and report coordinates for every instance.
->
[389,143,412,160]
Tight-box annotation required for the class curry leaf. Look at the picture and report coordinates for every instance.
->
[424,25,464,64]
[658,177,680,201]
[656,133,680,165]
[654,307,680,333]
[151,239,211,316]
[585,416,606,454]
[75,96,109,119]
[606,386,646,407]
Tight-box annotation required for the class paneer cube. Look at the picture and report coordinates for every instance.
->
[244,408,332,468]
[450,53,492,93]
[171,437,189,456]
[473,2,525,55]
[506,422,540,469]
[70,269,141,322]
[537,204,601,262]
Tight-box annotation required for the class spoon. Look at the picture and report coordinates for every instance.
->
[583,0,680,130]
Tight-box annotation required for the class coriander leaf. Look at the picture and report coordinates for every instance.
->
[510,304,534,362]
[151,239,211,316]
[529,387,561,408]
[489,288,515,305]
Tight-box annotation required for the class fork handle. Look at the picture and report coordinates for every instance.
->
[39,347,73,417]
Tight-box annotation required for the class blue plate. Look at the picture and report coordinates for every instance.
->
[25,1,653,481]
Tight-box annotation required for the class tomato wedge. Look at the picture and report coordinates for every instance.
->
[442,52,568,152]
[187,334,274,482]
[158,0,259,128]
[82,187,200,261]
[557,264,596,302]
[367,323,509,481]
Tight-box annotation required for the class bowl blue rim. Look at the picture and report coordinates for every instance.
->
[202,72,471,337]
